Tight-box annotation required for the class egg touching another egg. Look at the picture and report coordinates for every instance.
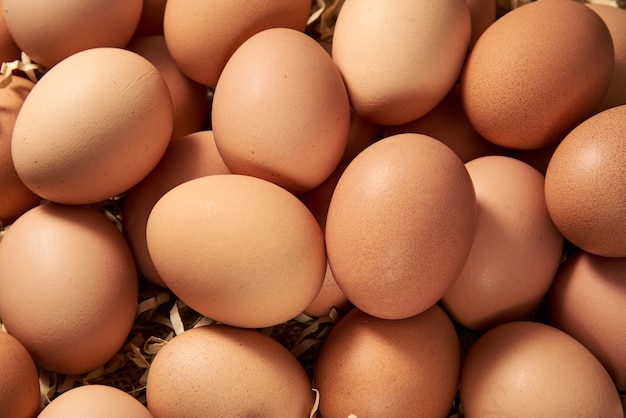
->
[0,330,40,418]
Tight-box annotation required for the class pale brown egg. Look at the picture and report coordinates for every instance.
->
[0,203,138,375]
[441,155,564,331]
[460,0,614,150]
[332,0,471,125]
[163,0,311,87]
[39,385,153,418]
[548,249,626,391]
[325,133,477,320]
[212,27,350,195]
[146,325,315,417]
[3,0,142,69]
[0,330,40,418]
[146,174,326,328]
[123,130,231,288]
[0,76,40,226]
[544,104,626,257]
[314,305,460,418]
[460,321,623,417]
[11,47,173,205]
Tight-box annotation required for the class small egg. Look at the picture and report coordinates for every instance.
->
[146,325,315,417]
[0,330,40,418]
[314,305,460,418]
[39,385,153,418]
[460,321,623,417]
[0,203,138,375]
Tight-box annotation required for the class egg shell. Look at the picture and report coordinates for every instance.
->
[460,0,614,150]
[11,47,173,205]
[544,104,626,257]
[163,0,311,87]
[3,0,143,69]
[460,321,623,417]
[548,250,626,391]
[441,155,564,331]
[123,130,231,288]
[146,325,315,417]
[126,35,209,140]
[331,0,471,125]
[39,385,153,418]
[0,330,40,418]
[0,203,138,375]
[325,133,477,320]
[0,76,40,225]
[146,173,326,328]
[212,27,350,195]
[314,305,461,418]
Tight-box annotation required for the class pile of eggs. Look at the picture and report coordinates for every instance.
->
[1,0,626,416]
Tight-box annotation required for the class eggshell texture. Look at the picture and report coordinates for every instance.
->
[0,76,40,225]
[212,28,350,195]
[2,0,142,69]
[146,174,326,328]
[0,203,138,375]
[163,0,311,87]
[460,321,623,418]
[441,156,563,331]
[38,385,153,418]
[548,250,626,391]
[126,35,208,140]
[587,4,626,112]
[146,325,315,417]
[325,133,477,320]
[0,331,40,418]
[314,305,460,418]
[331,0,471,125]
[460,0,614,150]
[11,47,173,205]
[123,130,231,288]
[544,104,626,257]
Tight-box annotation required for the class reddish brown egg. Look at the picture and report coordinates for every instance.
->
[0,331,40,418]
[466,0,496,49]
[131,0,166,39]
[0,0,20,64]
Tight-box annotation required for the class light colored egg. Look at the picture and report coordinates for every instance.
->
[212,27,350,195]
[331,0,471,125]
[11,47,173,205]
[2,0,142,69]
[0,203,138,375]
[0,330,40,418]
[325,133,477,320]
[314,305,460,418]
[460,321,623,417]
[146,325,315,417]
[460,0,614,150]
[163,0,311,87]
[146,174,326,328]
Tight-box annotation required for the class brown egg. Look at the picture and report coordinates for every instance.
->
[131,0,167,39]
[0,0,20,64]
[146,325,315,417]
[332,0,471,125]
[39,385,153,418]
[3,0,142,69]
[11,47,173,205]
[212,28,350,195]
[146,174,326,328]
[0,203,138,375]
[325,133,477,320]
[548,250,626,391]
[314,305,460,418]
[126,35,208,140]
[460,321,623,417]
[544,104,626,257]
[0,76,40,226]
[460,0,614,150]
[441,155,564,331]
[163,0,311,87]
[466,0,496,49]
[0,331,40,418]
[123,130,230,287]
